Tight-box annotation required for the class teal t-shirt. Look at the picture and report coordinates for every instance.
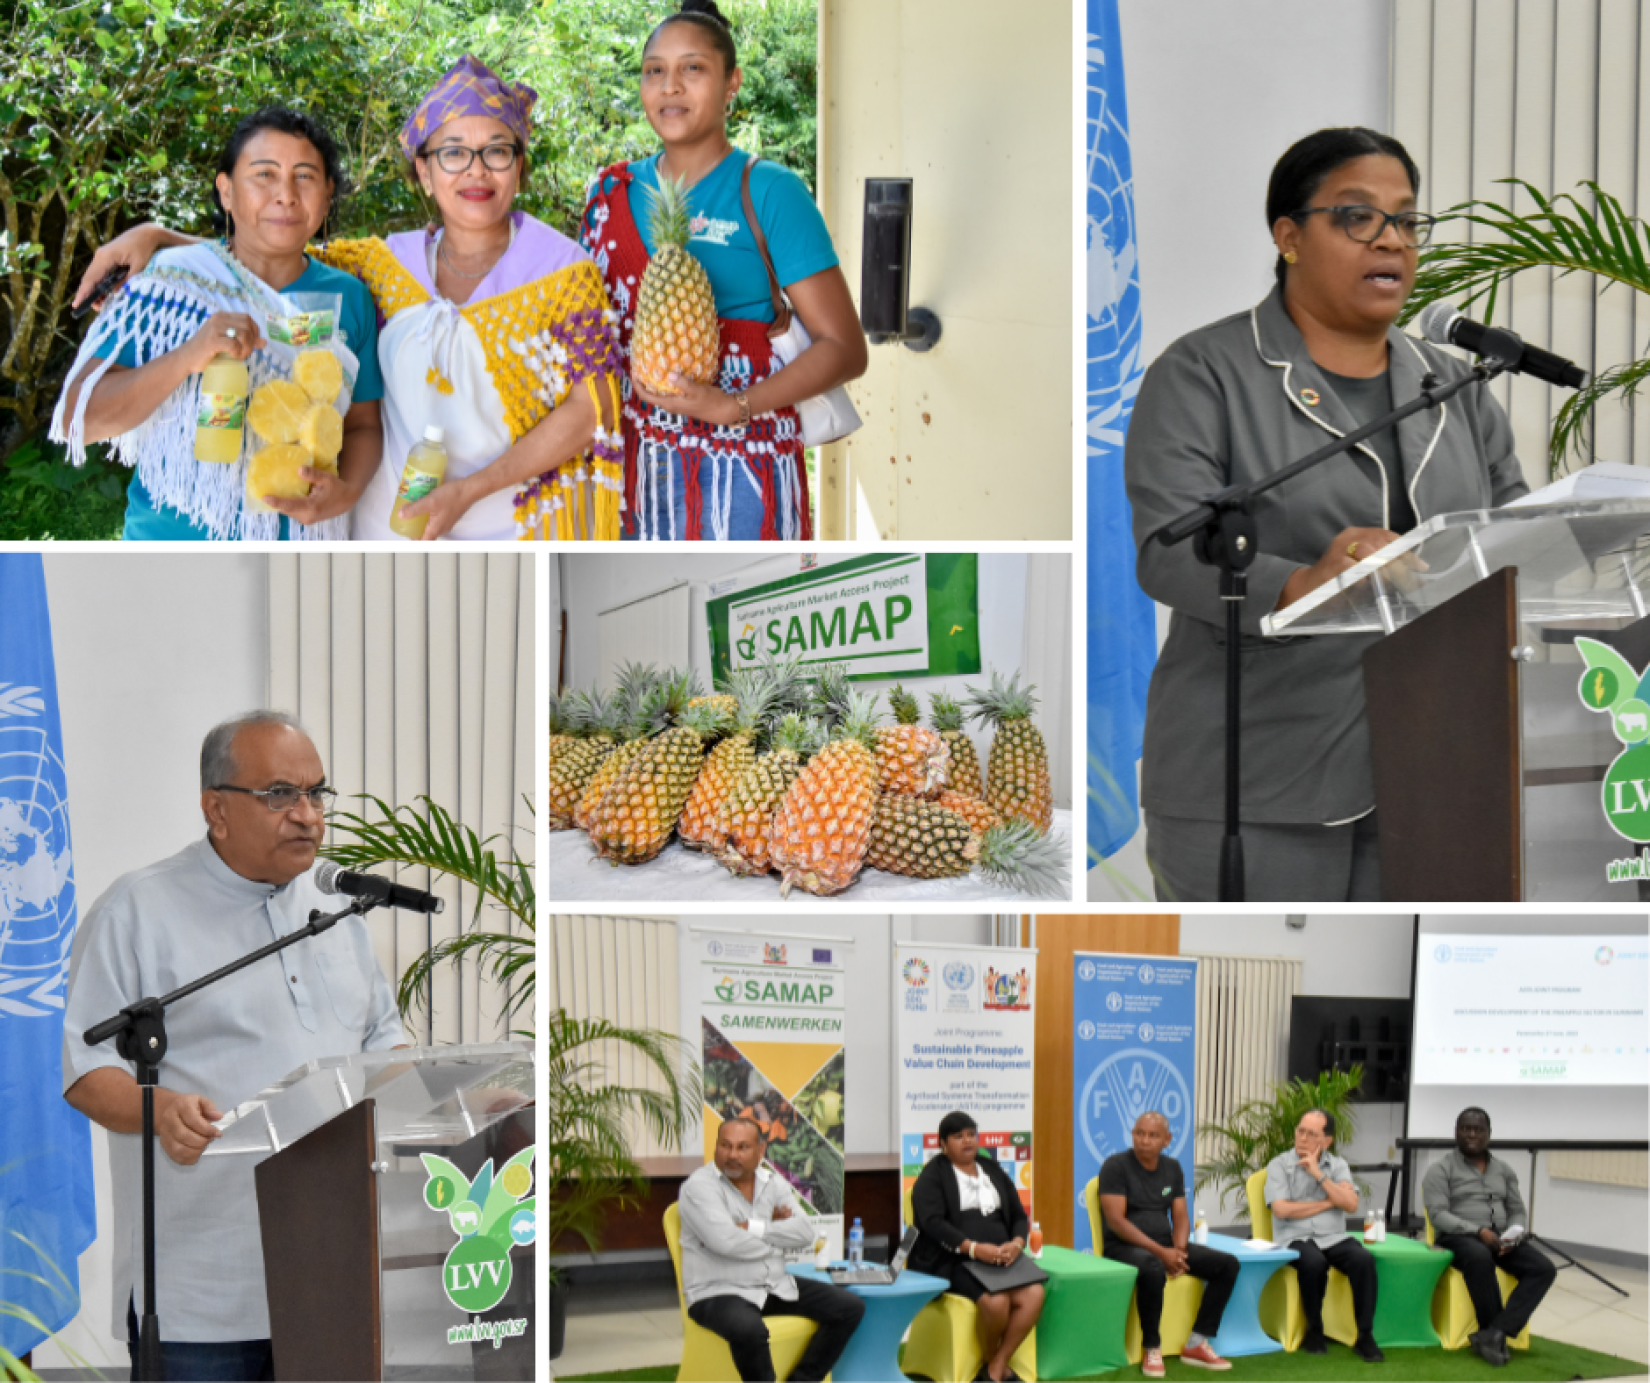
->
[111,253,383,541]
[630,150,838,323]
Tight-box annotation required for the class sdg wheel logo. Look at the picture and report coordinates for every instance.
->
[422,1147,536,1313]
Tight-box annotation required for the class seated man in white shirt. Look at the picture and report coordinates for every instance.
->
[678,1117,865,1382]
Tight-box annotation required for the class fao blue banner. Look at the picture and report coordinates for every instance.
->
[1072,953,1199,1254]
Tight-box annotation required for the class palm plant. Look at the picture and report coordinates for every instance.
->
[1194,1066,1366,1220]
[1400,179,1650,473]
[321,796,534,1031]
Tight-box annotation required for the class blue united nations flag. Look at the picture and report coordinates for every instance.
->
[0,554,94,1362]
[1086,0,1158,868]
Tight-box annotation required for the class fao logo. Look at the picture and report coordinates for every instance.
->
[1078,1049,1192,1167]
[1106,992,1123,1012]
[707,939,724,958]
[1435,944,1452,963]
[1138,964,1155,984]
[1078,1020,1097,1041]
[1139,1023,1155,1042]
[1078,960,1097,982]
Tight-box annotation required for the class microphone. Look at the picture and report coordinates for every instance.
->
[1418,302,1588,390]
[314,860,445,914]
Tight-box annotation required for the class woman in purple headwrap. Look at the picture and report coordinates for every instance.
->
[75,57,624,540]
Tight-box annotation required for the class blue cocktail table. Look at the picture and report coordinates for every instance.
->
[1203,1232,1299,1358]
[788,1263,949,1382]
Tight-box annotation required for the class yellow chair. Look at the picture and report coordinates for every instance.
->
[1424,1209,1531,1352]
[1245,1168,1359,1351]
[1082,1176,1204,1363]
[664,1203,821,1382]
[898,1186,1039,1381]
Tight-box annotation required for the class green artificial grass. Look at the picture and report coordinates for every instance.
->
[555,1335,1649,1383]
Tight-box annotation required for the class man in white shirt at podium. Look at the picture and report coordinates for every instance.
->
[62,711,407,1382]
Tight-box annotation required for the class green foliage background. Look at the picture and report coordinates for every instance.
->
[0,0,817,456]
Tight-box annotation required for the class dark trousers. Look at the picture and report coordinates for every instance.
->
[1102,1243,1241,1350]
[1287,1237,1379,1341]
[687,1277,866,1382]
[126,1296,274,1383]
[1436,1235,1557,1339]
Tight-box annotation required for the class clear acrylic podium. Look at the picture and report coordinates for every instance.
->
[1262,497,1650,901]
[206,1041,536,1381]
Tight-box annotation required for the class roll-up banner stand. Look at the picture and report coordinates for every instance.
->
[697,929,849,1258]
[896,942,1038,1227]
[1072,953,1200,1254]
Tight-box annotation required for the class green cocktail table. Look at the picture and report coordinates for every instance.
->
[1015,1245,1138,1380]
[1368,1234,1454,1348]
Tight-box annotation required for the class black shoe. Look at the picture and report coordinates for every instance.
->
[1470,1327,1510,1366]
[1354,1336,1385,1363]
[1301,1331,1328,1355]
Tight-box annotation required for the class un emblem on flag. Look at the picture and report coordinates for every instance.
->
[0,708,76,1018]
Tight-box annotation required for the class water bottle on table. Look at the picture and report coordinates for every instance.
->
[848,1218,864,1265]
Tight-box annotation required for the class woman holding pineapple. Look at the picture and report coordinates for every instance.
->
[580,0,868,540]
[1124,127,1528,902]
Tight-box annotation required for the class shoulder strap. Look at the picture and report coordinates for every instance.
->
[740,155,792,336]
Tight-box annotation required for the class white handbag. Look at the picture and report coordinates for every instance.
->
[741,157,863,447]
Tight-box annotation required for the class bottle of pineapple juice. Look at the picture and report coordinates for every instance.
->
[389,425,448,539]
[193,353,249,463]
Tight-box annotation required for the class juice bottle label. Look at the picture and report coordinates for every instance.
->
[197,393,246,430]
[397,468,440,505]
[267,310,336,347]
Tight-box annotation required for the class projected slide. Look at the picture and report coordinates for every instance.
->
[1414,935,1648,1085]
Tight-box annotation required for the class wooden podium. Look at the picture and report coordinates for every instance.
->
[1262,498,1650,901]
[206,1041,535,1381]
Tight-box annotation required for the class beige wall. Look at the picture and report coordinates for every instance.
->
[817,0,1072,539]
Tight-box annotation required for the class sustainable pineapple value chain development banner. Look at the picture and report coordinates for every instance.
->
[1072,953,1199,1254]
[896,943,1037,1224]
[699,930,848,1257]
[707,553,981,681]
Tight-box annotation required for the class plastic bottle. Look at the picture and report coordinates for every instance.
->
[1193,1209,1208,1246]
[389,424,449,538]
[193,353,248,462]
[848,1218,864,1265]
[1375,1209,1386,1243]
[1363,1205,1377,1243]
[1028,1221,1043,1256]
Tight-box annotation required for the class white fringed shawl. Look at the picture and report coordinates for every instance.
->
[49,242,360,541]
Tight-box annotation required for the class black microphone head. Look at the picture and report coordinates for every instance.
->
[1417,300,1461,347]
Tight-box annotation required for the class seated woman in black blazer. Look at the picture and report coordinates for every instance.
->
[908,1111,1047,1383]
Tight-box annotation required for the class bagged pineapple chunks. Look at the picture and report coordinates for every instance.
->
[298,402,343,463]
[293,349,343,404]
[246,443,312,511]
[246,380,312,444]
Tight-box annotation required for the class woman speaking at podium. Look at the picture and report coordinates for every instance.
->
[1124,128,1529,902]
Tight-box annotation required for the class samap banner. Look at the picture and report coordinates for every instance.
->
[896,944,1037,1224]
[699,931,848,1257]
[1072,953,1199,1253]
[707,553,981,681]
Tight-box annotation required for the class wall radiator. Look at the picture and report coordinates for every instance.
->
[1189,954,1303,1168]
[549,915,684,1159]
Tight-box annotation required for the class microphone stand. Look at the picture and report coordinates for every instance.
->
[83,895,386,1382]
[1154,359,1506,901]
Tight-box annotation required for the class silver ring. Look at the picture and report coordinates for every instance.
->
[225,327,237,340]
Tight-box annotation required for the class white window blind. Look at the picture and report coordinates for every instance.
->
[598,583,692,689]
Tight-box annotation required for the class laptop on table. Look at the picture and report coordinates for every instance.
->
[828,1225,920,1285]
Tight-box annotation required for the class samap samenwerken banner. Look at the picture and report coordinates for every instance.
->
[896,944,1037,1224]
[699,931,848,1256]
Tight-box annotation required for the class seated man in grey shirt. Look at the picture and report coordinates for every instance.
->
[1265,1107,1383,1362]
[679,1116,865,1382]
[63,711,408,1382]
[1422,1107,1555,1367]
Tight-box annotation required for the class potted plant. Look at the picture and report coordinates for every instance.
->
[1401,179,1650,475]
[1194,1066,1367,1222]
[548,1009,702,1361]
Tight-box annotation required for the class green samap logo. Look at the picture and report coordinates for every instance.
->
[1520,1061,1567,1080]
[422,1147,536,1325]
[724,975,837,1005]
[1575,639,1650,851]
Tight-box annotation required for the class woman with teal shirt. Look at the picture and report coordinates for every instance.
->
[53,108,383,541]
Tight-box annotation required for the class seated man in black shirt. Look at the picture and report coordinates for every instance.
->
[1098,1111,1240,1378]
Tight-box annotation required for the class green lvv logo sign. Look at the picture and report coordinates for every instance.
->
[422,1147,535,1347]
[708,554,981,680]
[1576,638,1650,883]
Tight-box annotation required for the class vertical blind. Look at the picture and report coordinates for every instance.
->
[267,552,535,1047]
[597,583,692,691]
[1392,0,1648,474]
[1189,953,1303,1167]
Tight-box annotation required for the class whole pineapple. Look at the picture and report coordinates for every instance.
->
[548,691,579,768]
[713,713,820,876]
[928,691,984,797]
[974,819,1071,899]
[966,669,1053,833]
[874,683,951,796]
[588,698,730,865]
[631,175,720,395]
[546,691,615,831]
[574,668,682,833]
[678,665,788,852]
[770,693,880,898]
[867,795,980,879]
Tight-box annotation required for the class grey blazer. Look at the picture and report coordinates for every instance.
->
[1124,287,1529,824]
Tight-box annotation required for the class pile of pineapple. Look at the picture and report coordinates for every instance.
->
[548,661,1069,900]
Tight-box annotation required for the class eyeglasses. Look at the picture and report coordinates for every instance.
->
[213,783,337,812]
[1290,204,1436,247]
[422,143,522,175]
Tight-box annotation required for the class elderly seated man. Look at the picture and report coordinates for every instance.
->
[678,1116,864,1382]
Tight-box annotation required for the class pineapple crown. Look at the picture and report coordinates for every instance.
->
[888,684,921,725]
[928,690,965,734]
[808,663,854,727]
[661,668,704,721]
[725,664,787,735]
[678,699,733,740]
[768,712,823,759]
[965,667,1038,727]
[612,661,660,715]
[832,691,880,750]
[975,819,1069,899]
[564,689,607,736]
[643,174,696,252]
